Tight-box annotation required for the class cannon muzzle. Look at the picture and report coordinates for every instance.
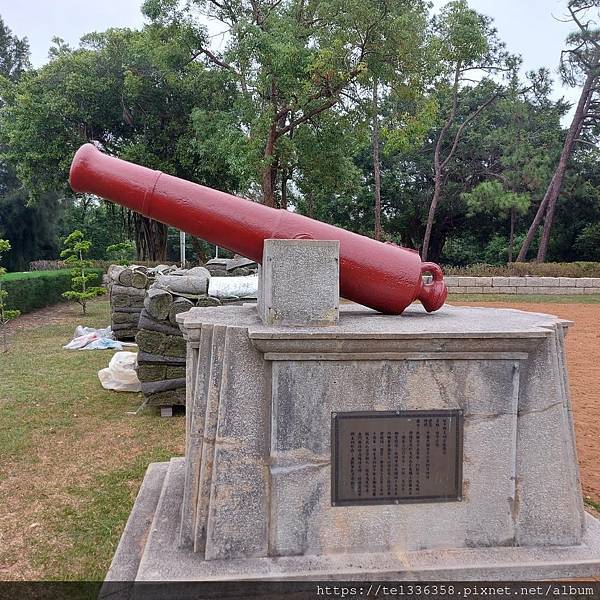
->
[69,144,447,314]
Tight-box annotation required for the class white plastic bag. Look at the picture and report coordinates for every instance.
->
[64,325,136,350]
[208,275,258,299]
[98,351,141,392]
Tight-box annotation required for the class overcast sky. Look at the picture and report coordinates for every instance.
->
[0,0,583,115]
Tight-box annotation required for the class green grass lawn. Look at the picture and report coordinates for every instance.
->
[0,299,184,580]
[1,269,72,281]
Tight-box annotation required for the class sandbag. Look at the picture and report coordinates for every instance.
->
[98,351,141,392]
[154,274,209,295]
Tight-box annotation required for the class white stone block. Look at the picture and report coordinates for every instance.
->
[457,277,479,287]
[492,277,510,287]
[508,277,528,287]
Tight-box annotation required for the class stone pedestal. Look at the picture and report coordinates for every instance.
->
[101,238,600,588]
[106,301,600,583]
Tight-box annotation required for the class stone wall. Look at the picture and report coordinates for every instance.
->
[445,276,600,295]
[107,264,182,340]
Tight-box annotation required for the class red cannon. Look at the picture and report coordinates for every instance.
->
[69,144,447,314]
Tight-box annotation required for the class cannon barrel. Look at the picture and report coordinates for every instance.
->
[69,144,447,314]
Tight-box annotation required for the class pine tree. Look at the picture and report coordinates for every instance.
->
[60,231,106,315]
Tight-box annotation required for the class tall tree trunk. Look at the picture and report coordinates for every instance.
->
[517,70,596,262]
[536,72,596,262]
[134,214,168,262]
[508,207,515,263]
[422,174,442,262]
[262,121,278,208]
[372,79,382,241]
[307,192,315,218]
[281,167,288,210]
[421,63,461,261]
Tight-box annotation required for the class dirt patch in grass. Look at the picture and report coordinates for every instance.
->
[451,298,600,503]
[0,299,185,580]
[4,300,92,335]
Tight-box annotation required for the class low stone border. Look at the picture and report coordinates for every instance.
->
[444,276,600,295]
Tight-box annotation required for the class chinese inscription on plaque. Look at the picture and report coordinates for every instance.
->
[331,410,463,506]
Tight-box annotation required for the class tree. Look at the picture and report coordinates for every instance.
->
[106,241,136,264]
[517,0,600,262]
[461,181,530,262]
[346,68,567,263]
[420,0,516,261]
[0,22,242,261]
[367,3,430,240]
[0,16,30,81]
[0,239,20,352]
[0,18,59,271]
[60,230,105,315]
[143,0,428,209]
[455,72,562,262]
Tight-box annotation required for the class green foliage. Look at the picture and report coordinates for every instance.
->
[0,18,62,273]
[0,1,598,270]
[442,233,519,266]
[60,230,106,315]
[58,197,131,261]
[433,0,490,67]
[574,224,600,261]
[0,16,30,82]
[444,261,600,278]
[0,21,243,261]
[0,238,20,350]
[462,181,530,217]
[106,242,136,265]
[142,0,431,207]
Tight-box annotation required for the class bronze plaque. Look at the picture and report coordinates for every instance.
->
[331,410,463,506]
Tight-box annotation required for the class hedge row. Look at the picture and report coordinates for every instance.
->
[443,262,600,278]
[29,259,168,271]
[0,269,105,314]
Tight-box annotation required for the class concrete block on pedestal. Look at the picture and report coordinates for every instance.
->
[258,239,339,327]
[102,268,600,587]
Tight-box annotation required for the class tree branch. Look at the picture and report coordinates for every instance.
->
[568,3,600,50]
[575,138,599,147]
[441,91,501,170]
[276,95,340,137]
[194,47,239,73]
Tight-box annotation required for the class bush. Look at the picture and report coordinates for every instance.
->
[0,269,105,314]
[443,262,600,278]
[29,259,176,271]
[29,260,68,271]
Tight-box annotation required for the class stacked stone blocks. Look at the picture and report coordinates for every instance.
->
[445,276,600,295]
[136,266,217,407]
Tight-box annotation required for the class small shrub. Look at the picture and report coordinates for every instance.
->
[61,230,106,315]
[106,241,137,265]
[0,240,20,351]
